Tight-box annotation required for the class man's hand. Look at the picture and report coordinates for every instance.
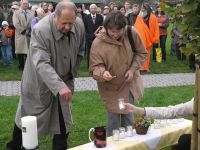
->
[59,87,72,102]
[125,70,134,82]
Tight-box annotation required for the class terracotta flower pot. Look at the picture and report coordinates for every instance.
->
[135,125,149,135]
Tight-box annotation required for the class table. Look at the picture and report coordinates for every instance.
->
[69,119,192,150]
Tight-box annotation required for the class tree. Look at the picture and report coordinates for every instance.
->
[103,0,144,5]
[0,0,14,9]
[173,0,200,57]
[175,1,200,149]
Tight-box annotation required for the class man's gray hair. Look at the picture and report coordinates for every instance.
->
[54,1,77,18]
[89,4,97,9]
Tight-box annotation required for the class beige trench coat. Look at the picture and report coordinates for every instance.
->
[89,26,147,113]
[15,14,85,136]
[13,8,34,54]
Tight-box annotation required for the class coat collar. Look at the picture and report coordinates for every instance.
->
[50,13,76,41]
[19,8,32,14]
[95,26,126,46]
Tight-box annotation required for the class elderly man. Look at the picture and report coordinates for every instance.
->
[41,2,51,16]
[6,1,85,150]
[83,3,103,68]
[13,0,34,70]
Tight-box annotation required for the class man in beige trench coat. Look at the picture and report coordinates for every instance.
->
[7,1,85,150]
[13,0,34,70]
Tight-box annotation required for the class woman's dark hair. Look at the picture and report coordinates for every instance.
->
[103,10,127,30]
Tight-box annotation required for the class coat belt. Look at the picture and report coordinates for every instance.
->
[61,74,73,82]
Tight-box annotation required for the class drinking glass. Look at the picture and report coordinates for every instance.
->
[118,98,125,110]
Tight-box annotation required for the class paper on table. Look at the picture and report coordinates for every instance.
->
[84,142,117,150]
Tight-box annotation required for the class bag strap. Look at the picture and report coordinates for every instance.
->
[127,26,136,53]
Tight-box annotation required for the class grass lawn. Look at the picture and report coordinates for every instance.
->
[0,85,194,150]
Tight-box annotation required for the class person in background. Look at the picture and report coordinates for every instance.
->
[0,7,5,61]
[171,19,186,61]
[13,0,34,70]
[89,11,147,136]
[0,21,13,66]
[170,20,179,56]
[31,7,45,30]
[102,6,110,20]
[82,4,90,15]
[30,5,38,13]
[113,5,118,11]
[119,6,126,16]
[124,1,132,17]
[134,3,159,72]
[8,5,20,26]
[152,6,169,62]
[109,2,115,11]
[124,97,194,150]
[126,3,139,25]
[48,2,54,13]
[7,4,19,60]
[0,26,2,62]
[6,1,85,150]
[41,2,50,16]
[0,7,5,26]
[83,4,103,68]
[76,4,86,20]
[97,7,102,14]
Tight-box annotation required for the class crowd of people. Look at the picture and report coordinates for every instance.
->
[0,0,194,71]
[0,0,194,150]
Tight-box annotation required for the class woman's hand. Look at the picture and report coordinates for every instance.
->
[103,71,113,81]
[124,103,135,113]
[124,103,145,115]
[125,70,134,82]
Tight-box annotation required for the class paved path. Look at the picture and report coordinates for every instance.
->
[0,73,195,96]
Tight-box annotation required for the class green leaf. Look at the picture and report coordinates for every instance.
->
[181,2,198,13]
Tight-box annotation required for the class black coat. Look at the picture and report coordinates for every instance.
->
[0,10,5,27]
[83,13,103,42]
[126,12,138,26]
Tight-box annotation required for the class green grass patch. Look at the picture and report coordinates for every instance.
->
[0,85,194,149]
[0,60,23,81]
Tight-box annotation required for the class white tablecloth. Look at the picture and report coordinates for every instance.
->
[69,119,192,150]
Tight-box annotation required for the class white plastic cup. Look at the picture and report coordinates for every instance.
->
[119,127,126,139]
[126,126,133,137]
[153,119,161,129]
[112,130,120,141]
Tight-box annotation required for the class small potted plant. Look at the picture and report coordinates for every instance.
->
[134,115,151,135]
